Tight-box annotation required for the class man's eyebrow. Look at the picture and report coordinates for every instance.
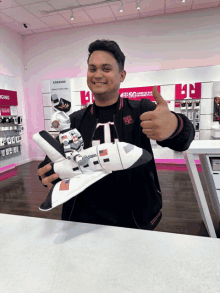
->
[88,64,112,67]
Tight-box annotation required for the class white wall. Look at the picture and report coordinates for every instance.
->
[0,24,29,168]
[20,6,220,159]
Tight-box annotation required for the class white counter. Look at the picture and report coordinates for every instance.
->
[1,213,220,293]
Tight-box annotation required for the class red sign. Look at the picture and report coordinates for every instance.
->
[0,106,11,116]
[175,83,201,100]
[80,91,92,105]
[119,86,161,101]
[0,89,18,106]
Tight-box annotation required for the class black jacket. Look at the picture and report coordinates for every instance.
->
[38,96,195,229]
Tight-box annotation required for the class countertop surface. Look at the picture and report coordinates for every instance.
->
[1,213,220,293]
[185,140,220,154]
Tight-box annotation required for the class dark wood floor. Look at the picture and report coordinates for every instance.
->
[1,161,220,238]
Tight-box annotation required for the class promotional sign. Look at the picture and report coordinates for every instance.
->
[119,86,161,101]
[0,106,11,116]
[0,89,18,106]
[50,78,71,115]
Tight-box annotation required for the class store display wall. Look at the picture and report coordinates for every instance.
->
[0,25,29,170]
[40,73,219,162]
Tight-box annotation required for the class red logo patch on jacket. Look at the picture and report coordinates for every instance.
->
[123,116,133,125]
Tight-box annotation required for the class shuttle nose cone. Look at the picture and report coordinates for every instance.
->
[128,149,152,169]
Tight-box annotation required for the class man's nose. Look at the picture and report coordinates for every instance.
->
[94,70,103,77]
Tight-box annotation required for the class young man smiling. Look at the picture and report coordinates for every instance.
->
[37,39,195,230]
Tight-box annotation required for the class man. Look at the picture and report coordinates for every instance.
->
[37,39,195,230]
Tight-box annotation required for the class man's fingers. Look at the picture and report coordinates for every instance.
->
[42,173,59,187]
[47,182,53,189]
[37,163,51,178]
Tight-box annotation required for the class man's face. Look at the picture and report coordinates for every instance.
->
[87,50,126,100]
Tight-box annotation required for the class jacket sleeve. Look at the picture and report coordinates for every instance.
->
[37,135,62,187]
[140,99,195,152]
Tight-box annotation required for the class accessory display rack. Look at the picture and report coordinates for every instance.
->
[180,99,201,140]
[0,116,23,162]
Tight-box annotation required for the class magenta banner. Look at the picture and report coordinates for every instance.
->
[0,89,18,106]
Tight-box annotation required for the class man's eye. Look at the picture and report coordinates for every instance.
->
[90,69,110,71]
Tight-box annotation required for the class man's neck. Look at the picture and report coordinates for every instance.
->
[94,94,119,107]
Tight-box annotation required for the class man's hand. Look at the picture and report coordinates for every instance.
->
[37,163,59,189]
[140,86,178,141]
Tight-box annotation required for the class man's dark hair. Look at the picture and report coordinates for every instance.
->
[87,39,125,73]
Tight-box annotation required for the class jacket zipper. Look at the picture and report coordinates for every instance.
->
[90,119,98,146]
[113,115,120,142]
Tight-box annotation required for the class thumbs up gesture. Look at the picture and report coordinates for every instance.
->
[140,86,178,141]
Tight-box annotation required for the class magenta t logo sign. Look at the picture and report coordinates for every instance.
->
[175,83,201,100]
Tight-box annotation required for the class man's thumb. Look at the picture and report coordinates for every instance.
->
[152,86,167,106]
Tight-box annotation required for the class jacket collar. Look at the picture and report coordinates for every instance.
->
[90,94,123,116]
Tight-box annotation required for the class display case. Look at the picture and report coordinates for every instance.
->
[0,89,23,164]
[180,99,201,140]
[199,155,220,220]
[0,116,23,162]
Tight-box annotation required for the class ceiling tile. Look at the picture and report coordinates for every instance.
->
[166,6,191,14]
[0,0,19,10]
[20,17,50,29]
[193,0,220,4]
[71,20,93,27]
[58,7,82,15]
[84,6,114,19]
[166,0,193,9]
[47,0,79,10]
[2,20,34,32]
[77,0,104,5]
[140,10,164,18]
[116,14,139,21]
[14,0,46,4]
[192,2,219,9]
[51,24,73,30]
[19,30,34,35]
[135,0,165,13]
[38,14,70,26]
[110,2,139,17]
[81,2,110,10]
[59,9,91,23]
[93,17,116,23]
[32,27,53,33]
[0,11,15,23]
[2,6,37,22]
[116,0,136,3]
[23,2,59,18]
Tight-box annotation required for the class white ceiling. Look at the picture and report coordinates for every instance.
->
[0,0,219,36]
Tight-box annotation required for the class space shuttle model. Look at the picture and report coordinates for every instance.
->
[33,117,152,212]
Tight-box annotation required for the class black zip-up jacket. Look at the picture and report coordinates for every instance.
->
[38,96,195,229]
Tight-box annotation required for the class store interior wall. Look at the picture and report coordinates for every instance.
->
[1,7,220,162]
[0,24,29,167]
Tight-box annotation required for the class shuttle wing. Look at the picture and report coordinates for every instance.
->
[39,170,111,211]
